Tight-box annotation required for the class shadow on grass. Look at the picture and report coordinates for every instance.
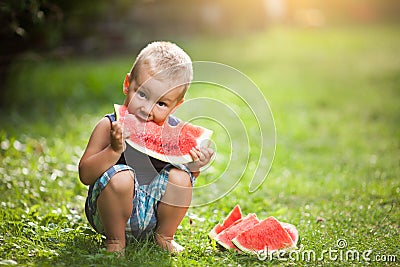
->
[0,206,171,266]
[33,233,173,267]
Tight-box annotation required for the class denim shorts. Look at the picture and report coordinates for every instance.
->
[85,164,195,239]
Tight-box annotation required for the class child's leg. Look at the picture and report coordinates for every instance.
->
[97,170,135,253]
[155,168,192,252]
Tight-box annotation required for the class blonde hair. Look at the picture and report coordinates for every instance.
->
[130,41,193,90]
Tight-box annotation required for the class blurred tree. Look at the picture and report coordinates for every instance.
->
[0,0,132,106]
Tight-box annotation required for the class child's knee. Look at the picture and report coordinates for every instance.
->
[161,168,192,207]
[168,168,192,188]
[106,170,135,196]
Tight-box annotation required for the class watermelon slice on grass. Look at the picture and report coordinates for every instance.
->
[215,213,259,250]
[208,205,242,239]
[114,104,213,164]
[232,216,297,254]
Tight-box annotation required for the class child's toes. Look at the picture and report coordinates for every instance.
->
[155,233,185,254]
[170,240,184,253]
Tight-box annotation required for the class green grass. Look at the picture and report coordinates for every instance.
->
[1,25,399,266]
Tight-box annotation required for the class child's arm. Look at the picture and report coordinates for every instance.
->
[78,118,125,185]
[185,146,214,177]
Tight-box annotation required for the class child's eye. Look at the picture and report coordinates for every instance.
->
[157,101,166,107]
[138,91,146,98]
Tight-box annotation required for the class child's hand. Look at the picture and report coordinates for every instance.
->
[186,146,214,172]
[110,121,127,154]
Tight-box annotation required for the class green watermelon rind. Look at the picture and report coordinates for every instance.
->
[217,240,232,251]
[231,237,296,255]
[215,218,244,249]
[231,239,296,255]
[216,237,233,250]
[231,238,259,254]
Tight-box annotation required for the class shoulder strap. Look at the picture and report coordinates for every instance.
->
[105,113,116,123]
[168,115,180,126]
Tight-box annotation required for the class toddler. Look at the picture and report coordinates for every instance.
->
[79,41,213,254]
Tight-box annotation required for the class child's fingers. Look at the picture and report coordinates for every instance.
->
[110,122,126,144]
[111,122,130,140]
[111,121,120,129]
[190,146,214,166]
[200,147,213,159]
[110,122,119,133]
[189,148,201,161]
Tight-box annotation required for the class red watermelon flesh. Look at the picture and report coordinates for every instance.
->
[208,205,242,239]
[114,104,213,164]
[232,216,295,253]
[215,213,259,250]
[280,222,299,245]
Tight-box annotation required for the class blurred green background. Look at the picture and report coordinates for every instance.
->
[2,0,400,93]
[2,0,400,119]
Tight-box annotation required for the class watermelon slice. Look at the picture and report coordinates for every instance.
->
[232,216,296,254]
[215,213,259,250]
[208,205,242,239]
[114,104,213,164]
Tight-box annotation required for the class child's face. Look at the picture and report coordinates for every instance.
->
[125,67,184,125]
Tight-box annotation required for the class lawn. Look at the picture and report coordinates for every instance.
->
[0,25,399,266]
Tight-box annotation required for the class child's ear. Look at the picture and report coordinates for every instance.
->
[123,73,130,95]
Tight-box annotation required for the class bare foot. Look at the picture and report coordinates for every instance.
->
[105,239,125,257]
[154,233,184,254]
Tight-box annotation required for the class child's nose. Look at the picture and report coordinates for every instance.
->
[140,102,153,116]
